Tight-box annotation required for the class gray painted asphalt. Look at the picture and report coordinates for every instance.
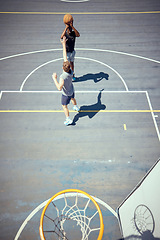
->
[0,0,160,239]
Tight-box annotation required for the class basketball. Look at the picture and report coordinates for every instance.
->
[63,14,73,25]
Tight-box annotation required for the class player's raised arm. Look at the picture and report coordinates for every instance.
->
[70,21,80,37]
[60,24,69,39]
[60,36,67,62]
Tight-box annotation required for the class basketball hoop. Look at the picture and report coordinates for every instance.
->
[39,189,104,240]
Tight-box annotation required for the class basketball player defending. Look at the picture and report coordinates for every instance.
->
[52,36,79,126]
[61,20,80,81]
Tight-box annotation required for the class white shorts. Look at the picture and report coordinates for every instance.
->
[67,50,76,62]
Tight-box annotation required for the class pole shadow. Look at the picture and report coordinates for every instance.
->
[73,72,109,83]
[71,89,106,126]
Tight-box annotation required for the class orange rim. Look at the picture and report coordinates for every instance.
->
[39,189,104,240]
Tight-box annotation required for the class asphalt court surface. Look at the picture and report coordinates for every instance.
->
[0,0,160,239]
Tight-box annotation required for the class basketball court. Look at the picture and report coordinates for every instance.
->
[0,0,160,239]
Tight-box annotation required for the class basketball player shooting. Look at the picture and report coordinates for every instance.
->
[61,14,80,81]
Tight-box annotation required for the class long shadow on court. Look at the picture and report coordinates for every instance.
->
[72,89,106,126]
[74,72,109,83]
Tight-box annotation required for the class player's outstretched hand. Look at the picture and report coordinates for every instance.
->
[60,36,67,44]
[52,73,57,80]
[69,21,73,27]
[65,23,70,28]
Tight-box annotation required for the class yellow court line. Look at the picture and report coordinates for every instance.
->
[0,110,160,113]
[0,11,160,15]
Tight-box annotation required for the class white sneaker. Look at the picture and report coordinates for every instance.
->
[64,118,72,126]
[73,105,80,112]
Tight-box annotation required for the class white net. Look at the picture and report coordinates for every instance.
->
[42,192,102,240]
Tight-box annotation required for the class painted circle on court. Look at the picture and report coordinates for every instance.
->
[1,47,160,93]
[20,56,128,91]
[0,48,159,64]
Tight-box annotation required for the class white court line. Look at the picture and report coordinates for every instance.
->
[61,0,89,2]
[0,91,2,100]
[20,56,128,91]
[0,49,62,61]
[77,48,160,64]
[0,48,160,64]
[0,90,151,100]
[1,90,147,93]
[0,90,147,96]
[20,58,63,91]
[76,57,128,91]
[14,193,117,240]
[145,91,160,141]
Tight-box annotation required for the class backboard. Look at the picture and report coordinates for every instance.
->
[117,159,160,239]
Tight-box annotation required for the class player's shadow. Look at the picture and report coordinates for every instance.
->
[74,72,109,83]
[72,89,106,126]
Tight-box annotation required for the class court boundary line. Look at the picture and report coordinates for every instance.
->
[0,90,159,141]
[145,91,160,141]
